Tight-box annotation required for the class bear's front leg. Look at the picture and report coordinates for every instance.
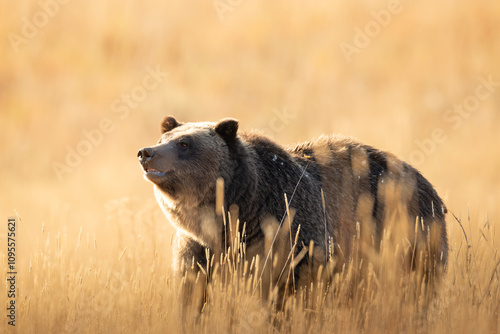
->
[173,231,208,328]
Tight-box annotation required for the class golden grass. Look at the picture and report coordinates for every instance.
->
[6,200,499,333]
[1,0,499,333]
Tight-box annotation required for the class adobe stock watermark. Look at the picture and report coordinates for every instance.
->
[7,0,72,53]
[51,66,168,182]
[340,0,406,63]
[213,0,248,21]
[261,107,296,137]
[408,75,499,166]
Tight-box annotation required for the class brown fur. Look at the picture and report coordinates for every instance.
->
[137,116,448,316]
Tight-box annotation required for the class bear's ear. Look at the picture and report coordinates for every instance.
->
[161,116,181,134]
[215,118,239,141]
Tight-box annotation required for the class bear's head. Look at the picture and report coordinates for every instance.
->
[137,116,239,206]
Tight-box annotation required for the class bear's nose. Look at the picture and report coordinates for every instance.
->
[137,147,154,163]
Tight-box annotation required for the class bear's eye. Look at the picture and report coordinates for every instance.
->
[178,142,189,149]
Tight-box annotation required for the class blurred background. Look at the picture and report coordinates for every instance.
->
[1,0,499,267]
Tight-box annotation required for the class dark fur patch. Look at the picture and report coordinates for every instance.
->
[416,172,445,221]
[366,148,388,219]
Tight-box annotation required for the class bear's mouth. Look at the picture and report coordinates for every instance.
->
[144,168,171,184]
[145,168,167,177]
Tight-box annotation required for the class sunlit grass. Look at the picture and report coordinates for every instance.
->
[8,201,499,333]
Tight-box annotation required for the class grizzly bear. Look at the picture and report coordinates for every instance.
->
[137,116,447,314]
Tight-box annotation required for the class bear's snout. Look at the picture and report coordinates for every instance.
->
[137,147,154,165]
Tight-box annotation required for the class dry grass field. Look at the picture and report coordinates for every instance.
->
[1,0,500,333]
